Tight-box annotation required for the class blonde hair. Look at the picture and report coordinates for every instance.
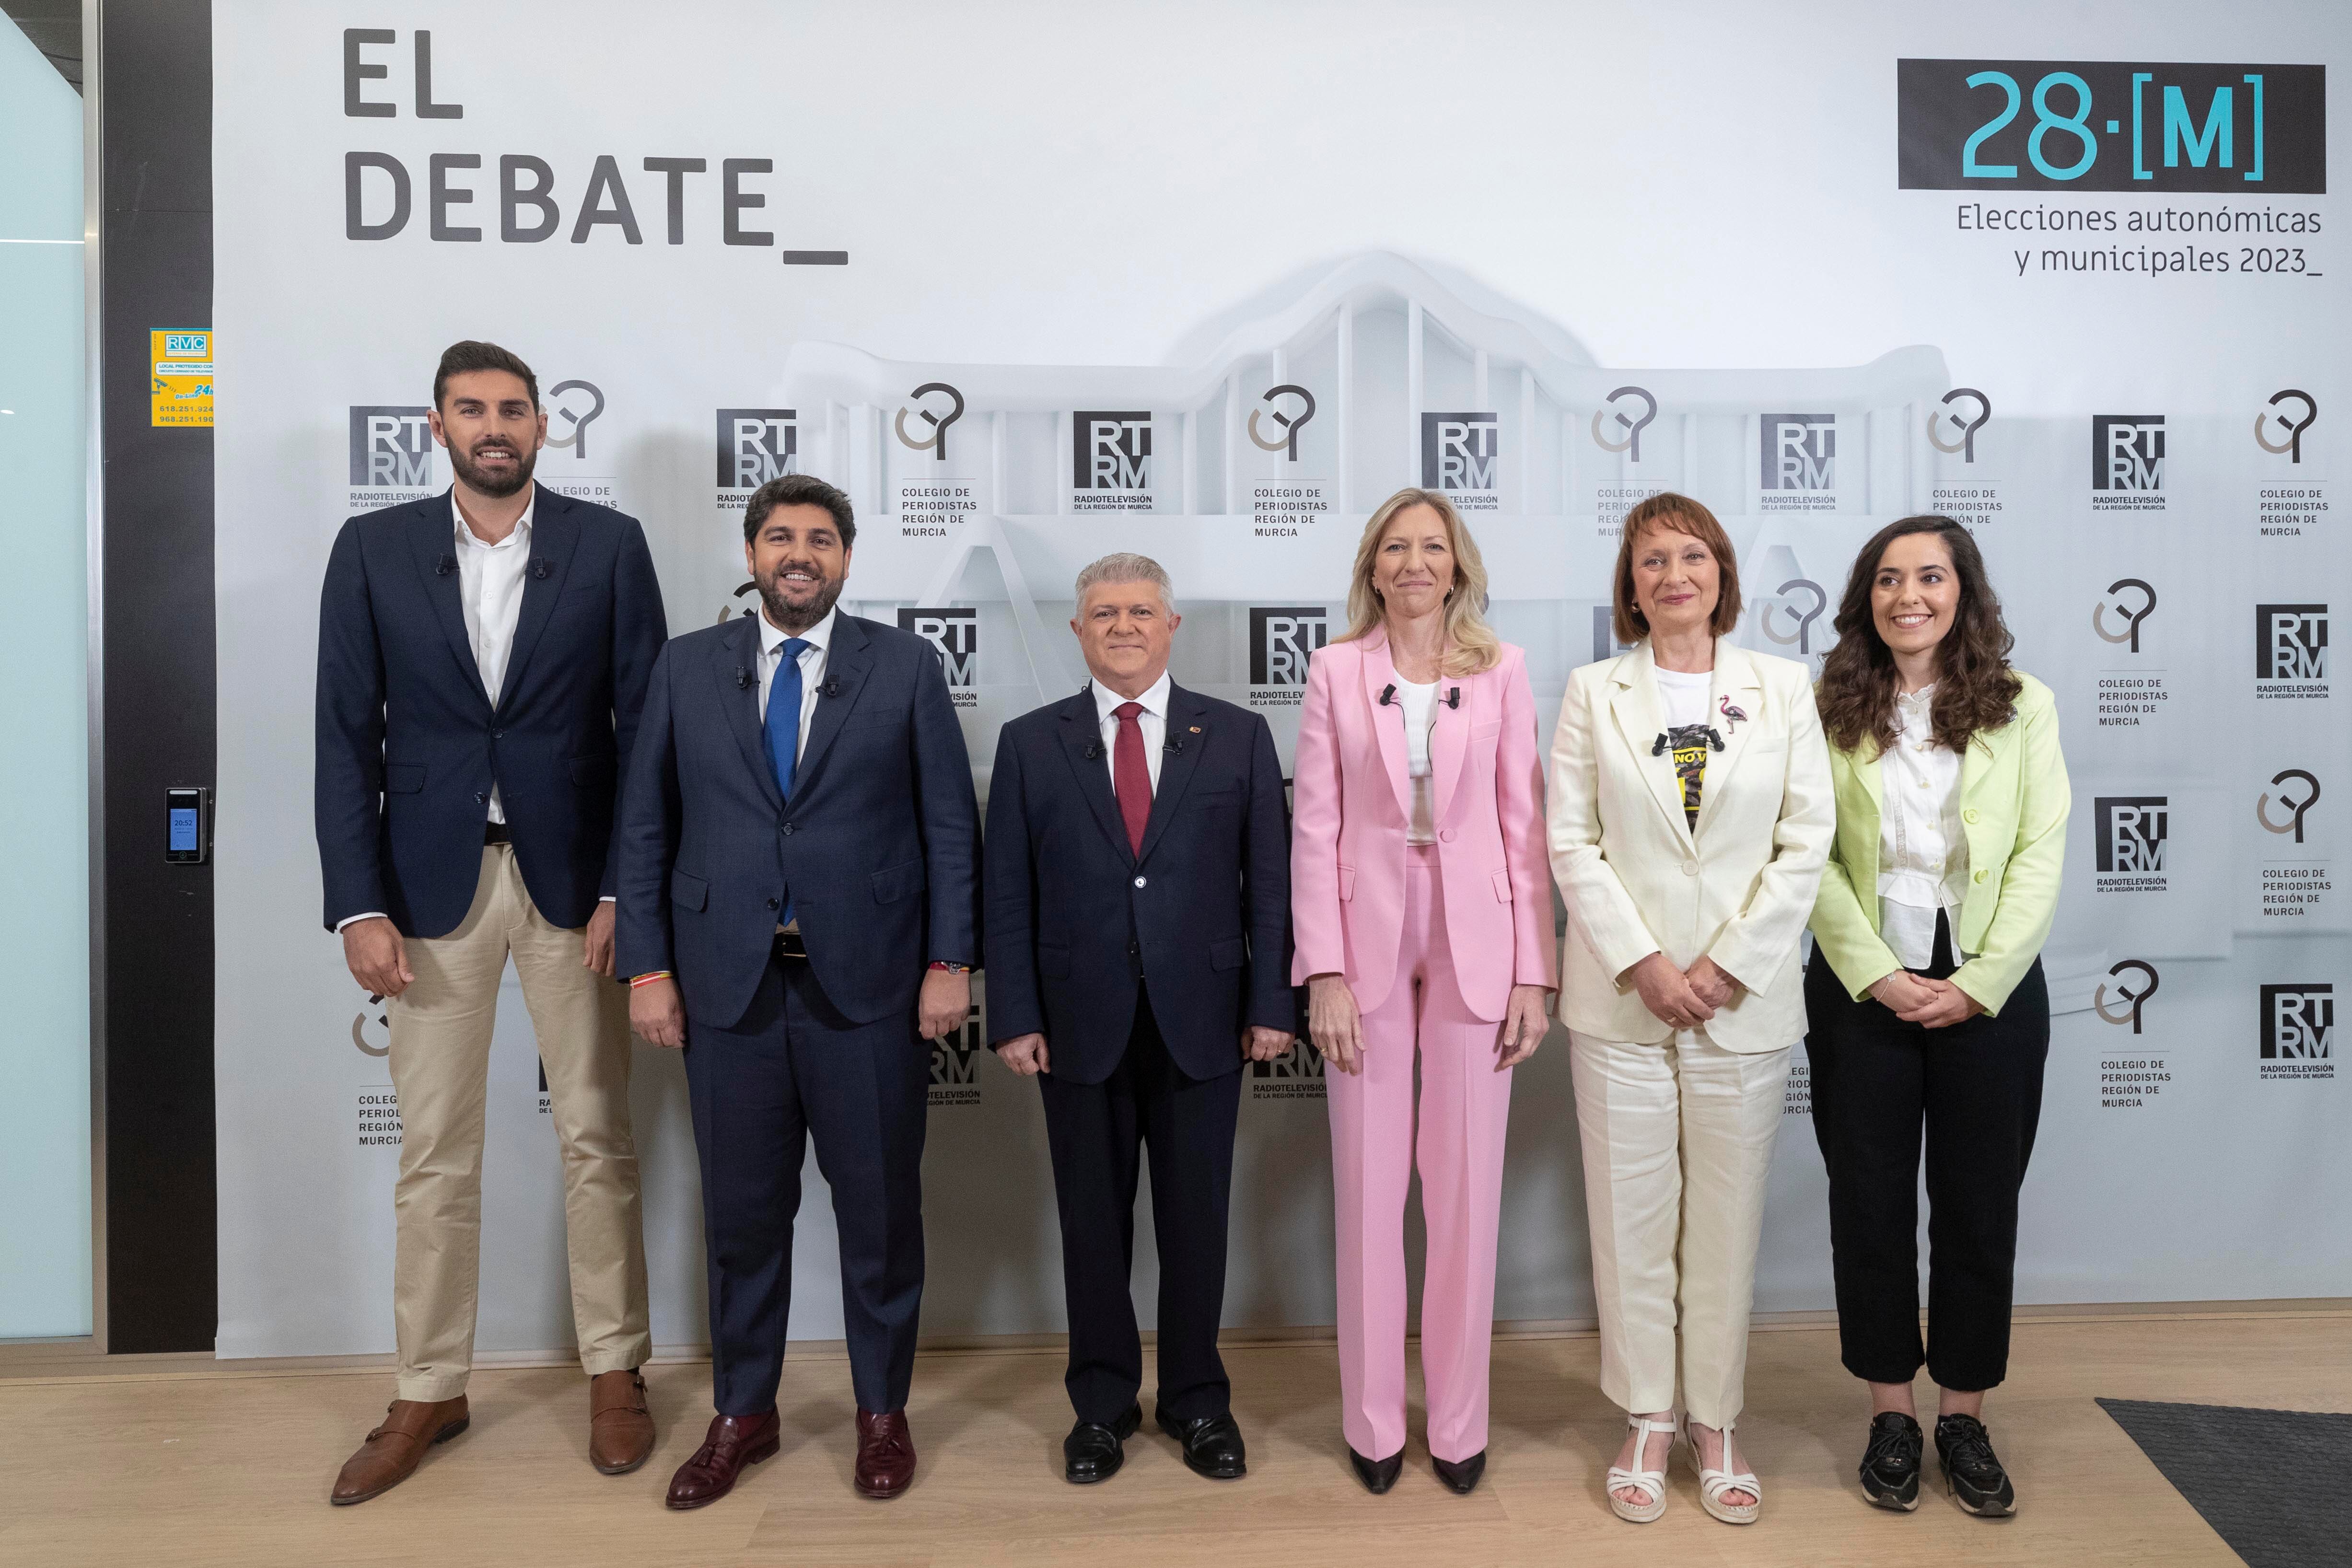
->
[1335,488,1501,677]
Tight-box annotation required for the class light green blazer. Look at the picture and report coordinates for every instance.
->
[1808,671,2068,1015]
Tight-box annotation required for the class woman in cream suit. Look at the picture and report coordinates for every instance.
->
[1292,488,1556,1498]
[1805,515,2067,1519]
[1546,492,1833,1525]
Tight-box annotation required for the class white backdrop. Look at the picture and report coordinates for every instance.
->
[213,1,2351,1363]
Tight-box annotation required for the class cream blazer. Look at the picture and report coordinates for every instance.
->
[1545,639,1835,1053]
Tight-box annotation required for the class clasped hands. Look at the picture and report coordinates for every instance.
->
[629,961,974,1051]
[1624,951,1739,1031]
[1305,974,1552,1076]
[1867,968,1985,1029]
[995,1023,1295,1077]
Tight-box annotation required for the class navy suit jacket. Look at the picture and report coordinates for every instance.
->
[314,486,667,938]
[984,683,1293,1086]
[616,611,983,1031]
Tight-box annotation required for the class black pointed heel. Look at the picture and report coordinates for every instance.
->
[1350,1446,1405,1494]
[1432,1450,1486,1494]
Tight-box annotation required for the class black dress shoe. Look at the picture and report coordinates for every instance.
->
[1350,1446,1404,1494]
[1933,1414,2016,1517]
[1064,1404,1142,1484]
[1157,1409,1247,1480]
[1432,1450,1486,1494]
[1859,1412,1922,1511]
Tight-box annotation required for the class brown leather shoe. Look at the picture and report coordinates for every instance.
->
[854,1407,917,1499]
[589,1370,656,1475]
[329,1396,470,1506]
[665,1410,780,1510]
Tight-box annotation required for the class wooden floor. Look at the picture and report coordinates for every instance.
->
[2,1314,2342,1568]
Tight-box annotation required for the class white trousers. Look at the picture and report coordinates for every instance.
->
[1569,1028,1790,1430]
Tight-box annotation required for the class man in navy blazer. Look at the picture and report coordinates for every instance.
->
[315,342,667,1504]
[986,553,1294,1486]
[618,472,980,1509]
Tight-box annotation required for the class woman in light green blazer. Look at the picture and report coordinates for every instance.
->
[1803,515,2067,1521]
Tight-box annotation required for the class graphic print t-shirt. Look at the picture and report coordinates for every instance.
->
[1654,666,1713,829]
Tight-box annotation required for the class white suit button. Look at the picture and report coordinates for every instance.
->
[1133,876,1147,889]
[1682,859,1699,876]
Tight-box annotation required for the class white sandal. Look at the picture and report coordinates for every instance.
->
[1681,1416,1761,1525]
[1605,1413,1675,1523]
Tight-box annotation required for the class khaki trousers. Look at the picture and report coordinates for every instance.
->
[386,846,649,1401]
[1568,1028,1790,1430]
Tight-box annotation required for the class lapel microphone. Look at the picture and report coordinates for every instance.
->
[1163,737,1185,755]
[1445,686,1462,709]
[821,679,841,699]
[734,668,753,690]
[1377,684,1397,706]
[1082,742,1102,760]
[529,558,552,580]
[435,554,457,576]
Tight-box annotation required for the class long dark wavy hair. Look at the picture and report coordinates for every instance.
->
[1816,515,2022,755]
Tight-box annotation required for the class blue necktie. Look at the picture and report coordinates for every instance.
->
[766,637,810,925]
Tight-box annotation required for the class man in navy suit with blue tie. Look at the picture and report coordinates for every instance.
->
[316,342,667,1504]
[986,553,1295,1486]
[618,472,981,1509]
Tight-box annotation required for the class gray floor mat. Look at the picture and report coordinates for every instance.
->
[2097,1398,2352,1567]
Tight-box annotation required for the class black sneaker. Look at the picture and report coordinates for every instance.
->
[1933,1414,2017,1517]
[1859,1412,1922,1511]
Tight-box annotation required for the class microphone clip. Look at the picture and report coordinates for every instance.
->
[1377,684,1397,707]
[1444,686,1462,710]
[529,558,552,580]
[734,667,754,690]
[435,554,458,577]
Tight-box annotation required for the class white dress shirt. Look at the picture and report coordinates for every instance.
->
[454,491,535,822]
[1396,677,1439,845]
[757,604,835,767]
[1876,684,1971,969]
[1092,670,1170,796]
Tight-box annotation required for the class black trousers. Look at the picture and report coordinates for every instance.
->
[682,955,930,1417]
[1036,987,1243,1426]
[1803,917,2049,1392]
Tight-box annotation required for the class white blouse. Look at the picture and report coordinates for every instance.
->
[1876,685,1972,970]
[1397,677,1439,845]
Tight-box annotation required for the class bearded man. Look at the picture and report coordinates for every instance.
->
[617,471,981,1509]
[315,340,669,1503]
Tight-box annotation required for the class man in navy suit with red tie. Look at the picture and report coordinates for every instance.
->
[619,473,981,1509]
[985,553,1295,1486]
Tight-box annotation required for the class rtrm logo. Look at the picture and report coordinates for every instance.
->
[1926,388,1992,463]
[1251,1038,1326,1080]
[930,1004,983,1085]
[1250,607,1328,686]
[1074,411,1152,490]
[2255,604,2328,680]
[349,406,435,488]
[1761,414,1835,492]
[2093,579,2158,652]
[1421,411,1499,492]
[2091,415,2165,491]
[2093,959,2160,1034]
[898,606,978,688]
[2255,389,2318,463]
[1591,606,1637,665]
[715,409,797,489]
[2257,769,2321,843]
[2095,796,2169,873]
[2259,983,2333,1059]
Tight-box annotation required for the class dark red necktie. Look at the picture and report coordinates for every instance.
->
[1112,700,1150,855]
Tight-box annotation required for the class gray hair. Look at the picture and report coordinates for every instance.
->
[1073,552,1175,611]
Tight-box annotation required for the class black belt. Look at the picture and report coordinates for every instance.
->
[772,929,808,961]
[483,821,511,846]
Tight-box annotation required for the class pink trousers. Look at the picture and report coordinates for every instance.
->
[1327,845,1514,1464]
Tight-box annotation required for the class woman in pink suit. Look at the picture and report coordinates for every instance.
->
[1292,487,1557,1497]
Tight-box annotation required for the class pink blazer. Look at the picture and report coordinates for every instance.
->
[1289,627,1557,1021]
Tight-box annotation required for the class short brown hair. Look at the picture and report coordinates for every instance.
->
[1611,491,1743,646]
[433,340,538,409]
[743,471,856,547]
